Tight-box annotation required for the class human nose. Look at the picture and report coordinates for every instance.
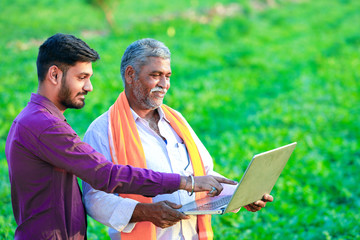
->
[158,75,169,89]
[84,79,93,92]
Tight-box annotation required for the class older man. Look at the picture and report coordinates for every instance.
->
[5,34,235,240]
[82,38,273,240]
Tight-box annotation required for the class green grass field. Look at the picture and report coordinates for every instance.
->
[1,0,359,239]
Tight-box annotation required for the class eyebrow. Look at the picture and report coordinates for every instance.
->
[78,72,93,76]
[150,70,171,75]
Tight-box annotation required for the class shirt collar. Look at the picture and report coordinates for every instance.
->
[30,93,67,122]
[130,106,170,124]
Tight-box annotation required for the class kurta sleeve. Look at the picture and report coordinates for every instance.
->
[36,119,180,196]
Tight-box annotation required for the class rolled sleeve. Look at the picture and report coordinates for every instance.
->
[159,172,181,194]
[83,183,138,232]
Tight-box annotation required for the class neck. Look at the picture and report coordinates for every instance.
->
[143,109,163,139]
[133,106,158,121]
[37,85,66,113]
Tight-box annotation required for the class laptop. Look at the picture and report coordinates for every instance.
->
[179,142,297,215]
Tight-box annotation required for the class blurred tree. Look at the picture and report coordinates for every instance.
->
[86,0,119,30]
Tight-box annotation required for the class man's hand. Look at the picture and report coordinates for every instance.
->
[180,175,237,197]
[130,201,189,228]
[243,194,274,212]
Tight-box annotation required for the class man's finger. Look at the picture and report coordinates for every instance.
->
[245,203,261,212]
[208,180,223,196]
[162,201,190,220]
[253,200,266,208]
[212,176,238,185]
[165,212,188,221]
[207,186,219,196]
[262,194,274,202]
[164,200,182,209]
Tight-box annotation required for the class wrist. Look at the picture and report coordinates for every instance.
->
[130,203,148,223]
[179,176,187,190]
[179,175,192,192]
[187,175,194,196]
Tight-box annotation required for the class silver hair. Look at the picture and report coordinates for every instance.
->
[120,38,171,83]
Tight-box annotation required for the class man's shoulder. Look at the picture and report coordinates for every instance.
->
[84,110,109,141]
[15,102,65,134]
[87,111,109,131]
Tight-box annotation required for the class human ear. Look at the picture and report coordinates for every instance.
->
[47,65,62,85]
[124,65,135,84]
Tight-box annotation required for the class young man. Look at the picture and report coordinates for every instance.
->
[5,33,235,239]
[82,38,273,240]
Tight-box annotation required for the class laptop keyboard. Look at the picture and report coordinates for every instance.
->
[188,195,232,211]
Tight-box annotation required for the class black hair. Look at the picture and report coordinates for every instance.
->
[36,33,100,82]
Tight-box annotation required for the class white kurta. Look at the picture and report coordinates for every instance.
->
[82,107,223,240]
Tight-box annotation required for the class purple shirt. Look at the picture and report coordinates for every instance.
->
[5,93,180,240]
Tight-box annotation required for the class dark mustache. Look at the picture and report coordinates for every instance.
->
[76,92,88,96]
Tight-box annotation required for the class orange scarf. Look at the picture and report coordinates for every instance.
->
[108,91,213,240]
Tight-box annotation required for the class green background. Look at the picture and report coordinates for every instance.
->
[1,0,359,239]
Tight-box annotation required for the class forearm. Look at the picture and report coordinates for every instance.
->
[38,124,181,196]
[108,164,181,196]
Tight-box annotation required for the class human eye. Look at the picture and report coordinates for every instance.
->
[78,74,88,80]
[150,73,161,77]
[163,73,171,81]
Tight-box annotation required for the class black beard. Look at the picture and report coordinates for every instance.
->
[58,76,85,109]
